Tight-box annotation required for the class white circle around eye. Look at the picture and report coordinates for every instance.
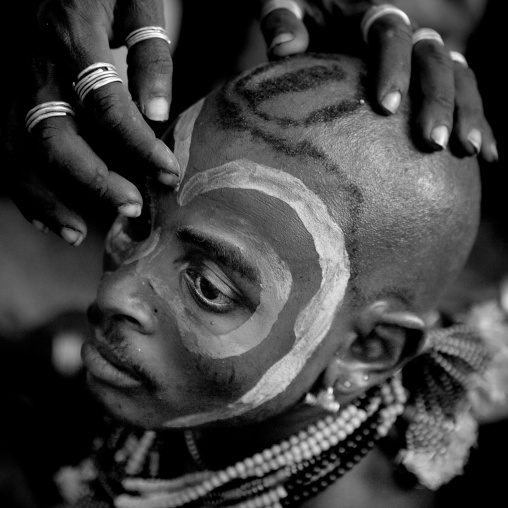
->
[165,158,350,427]
[175,229,292,359]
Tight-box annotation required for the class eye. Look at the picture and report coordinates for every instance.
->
[184,264,240,314]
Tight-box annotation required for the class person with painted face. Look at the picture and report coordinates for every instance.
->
[53,52,501,508]
[1,0,497,247]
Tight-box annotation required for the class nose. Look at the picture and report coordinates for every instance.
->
[91,270,157,335]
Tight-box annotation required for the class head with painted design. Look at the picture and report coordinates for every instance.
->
[85,54,481,429]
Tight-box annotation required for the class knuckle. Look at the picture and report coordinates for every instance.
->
[88,167,109,195]
[38,0,98,51]
[418,45,453,68]
[384,26,412,45]
[432,93,455,111]
[146,47,173,75]
[93,88,126,130]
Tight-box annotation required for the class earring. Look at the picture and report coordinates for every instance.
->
[305,386,340,413]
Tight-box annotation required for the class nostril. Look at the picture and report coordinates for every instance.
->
[94,273,157,335]
[109,304,157,335]
[87,303,102,326]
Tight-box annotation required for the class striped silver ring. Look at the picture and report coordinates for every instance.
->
[25,101,75,133]
[125,26,171,49]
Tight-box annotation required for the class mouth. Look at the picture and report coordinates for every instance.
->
[81,334,143,389]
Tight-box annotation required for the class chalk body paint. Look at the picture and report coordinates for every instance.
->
[162,159,350,426]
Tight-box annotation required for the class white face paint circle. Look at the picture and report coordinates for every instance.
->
[164,158,350,427]
[169,224,293,359]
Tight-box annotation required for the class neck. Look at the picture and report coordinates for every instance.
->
[192,402,331,469]
[93,376,406,508]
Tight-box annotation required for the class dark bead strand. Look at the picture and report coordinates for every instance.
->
[282,413,382,506]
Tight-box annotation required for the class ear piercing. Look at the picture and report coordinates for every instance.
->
[340,374,370,390]
[305,386,340,413]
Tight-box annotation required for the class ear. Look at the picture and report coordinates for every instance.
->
[324,300,427,397]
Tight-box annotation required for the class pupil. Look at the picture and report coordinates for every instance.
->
[200,277,220,300]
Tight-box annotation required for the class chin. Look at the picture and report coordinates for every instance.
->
[85,372,166,429]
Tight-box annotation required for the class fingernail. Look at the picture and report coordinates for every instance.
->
[158,172,180,187]
[467,129,482,154]
[488,143,499,162]
[269,33,294,52]
[119,203,142,218]
[61,227,83,246]
[32,220,49,234]
[381,92,401,114]
[161,145,180,180]
[430,125,449,149]
[146,97,169,122]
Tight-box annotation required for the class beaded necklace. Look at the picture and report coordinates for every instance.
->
[89,374,406,508]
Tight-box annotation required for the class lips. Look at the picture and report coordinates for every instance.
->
[81,335,143,389]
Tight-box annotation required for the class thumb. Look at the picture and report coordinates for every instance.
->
[259,0,309,59]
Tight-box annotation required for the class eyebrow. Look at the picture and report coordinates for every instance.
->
[176,228,259,283]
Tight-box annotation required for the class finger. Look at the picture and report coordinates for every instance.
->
[361,5,413,115]
[39,0,180,184]
[10,175,87,247]
[258,0,309,59]
[449,56,498,162]
[411,30,455,151]
[32,115,144,216]
[120,0,173,122]
[1,92,87,245]
[25,36,145,219]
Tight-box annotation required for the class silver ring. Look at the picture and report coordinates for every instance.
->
[260,0,303,21]
[73,63,123,103]
[125,26,171,49]
[361,4,411,43]
[449,50,468,67]
[412,28,444,46]
[25,101,75,133]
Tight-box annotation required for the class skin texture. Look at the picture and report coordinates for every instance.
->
[83,54,481,435]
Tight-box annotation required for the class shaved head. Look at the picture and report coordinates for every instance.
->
[88,53,480,428]
[169,52,481,314]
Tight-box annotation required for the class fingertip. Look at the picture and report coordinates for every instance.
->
[261,7,308,59]
[158,172,180,187]
[483,142,499,163]
[380,91,402,115]
[60,227,85,247]
[466,129,482,155]
[118,202,142,218]
[268,33,308,58]
[32,220,50,234]
[430,125,450,150]
[158,143,181,179]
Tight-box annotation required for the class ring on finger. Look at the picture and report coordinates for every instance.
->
[449,50,468,67]
[25,101,76,133]
[260,0,303,21]
[361,4,411,43]
[73,63,123,103]
[412,28,444,47]
[125,26,171,49]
